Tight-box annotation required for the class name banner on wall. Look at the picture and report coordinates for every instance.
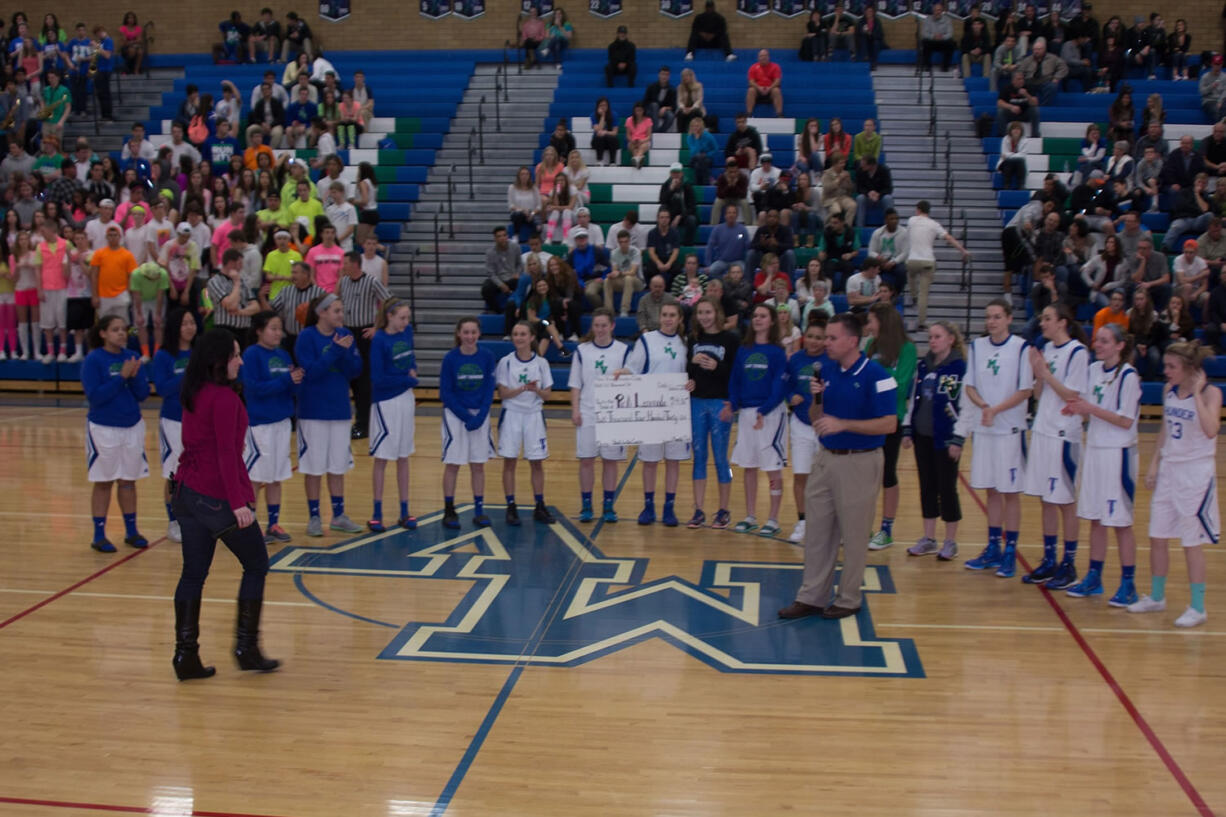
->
[589,0,623,18]
[737,0,771,18]
[420,0,450,19]
[320,0,351,22]
[453,0,486,19]
[660,0,694,19]
[522,0,555,14]
[772,0,809,17]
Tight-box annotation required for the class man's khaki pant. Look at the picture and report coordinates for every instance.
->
[796,447,883,610]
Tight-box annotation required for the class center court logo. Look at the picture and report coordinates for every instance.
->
[270,513,924,677]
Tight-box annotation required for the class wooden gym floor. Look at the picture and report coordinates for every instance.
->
[0,401,1222,817]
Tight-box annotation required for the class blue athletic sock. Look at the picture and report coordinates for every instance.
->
[1089,559,1104,574]
[581,491,593,506]
[474,495,484,515]
[881,517,894,535]
[1062,540,1078,563]
[1190,582,1206,613]
[445,496,455,510]
[331,496,344,517]
[665,492,676,505]
[1043,534,1057,562]
[534,493,544,504]
[1004,530,1019,550]
[122,512,138,538]
[92,516,106,541]
[308,498,321,518]
[988,526,1002,549]
[399,501,409,520]
[505,494,515,505]
[603,490,615,506]
[1151,575,1167,602]
[165,502,175,522]
[267,504,280,527]
[372,500,382,521]
[1121,564,1136,581]
[644,491,655,504]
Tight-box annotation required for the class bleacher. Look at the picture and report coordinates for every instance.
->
[967,64,1226,404]
[473,51,878,390]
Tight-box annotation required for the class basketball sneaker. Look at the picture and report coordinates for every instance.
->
[578,500,594,523]
[788,520,807,543]
[330,514,362,534]
[868,529,893,550]
[686,510,706,529]
[1046,559,1078,590]
[601,504,618,523]
[306,516,324,537]
[637,502,656,525]
[906,537,938,556]
[937,539,958,560]
[1022,557,1057,584]
[1126,595,1166,614]
[1108,580,1138,608]
[533,502,555,523]
[1174,606,1207,628]
[505,502,521,526]
[711,509,732,529]
[994,545,1017,578]
[964,542,1002,570]
[1065,568,1103,598]
[661,501,678,527]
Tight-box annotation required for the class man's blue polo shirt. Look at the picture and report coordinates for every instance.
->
[818,353,897,450]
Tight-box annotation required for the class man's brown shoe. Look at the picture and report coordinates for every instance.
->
[819,605,860,619]
[778,601,824,619]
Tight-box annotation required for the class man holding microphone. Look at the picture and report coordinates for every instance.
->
[778,313,898,620]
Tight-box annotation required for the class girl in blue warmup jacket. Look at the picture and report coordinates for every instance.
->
[81,315,151,553]
[294,293,364,538]
[439,316,497,530]
[727,303,790,537]
[243,310,303,544]
[368,298,419,532]
[151,308,196,545]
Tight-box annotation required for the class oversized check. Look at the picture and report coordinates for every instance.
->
[592,373,692,447]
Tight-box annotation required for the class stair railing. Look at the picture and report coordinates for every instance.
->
[407,245,420,328]
[943,132,953,222]
[432,207,442,283]
[477,96,487,164]
[959,208,973,331]
[466,127,477,200]
[493,69,502,132]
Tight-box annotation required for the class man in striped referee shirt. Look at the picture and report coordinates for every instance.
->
[337,250,391,439]
[261,260,324,356]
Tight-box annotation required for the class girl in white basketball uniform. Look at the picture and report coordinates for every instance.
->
[1128,341,1221,628]
[570,308,629,524]
[618,302,689,528]
[497,320,555,526]
[1061,323,1143,606]
[1021,304,1089,588]
[958,299,1035,577]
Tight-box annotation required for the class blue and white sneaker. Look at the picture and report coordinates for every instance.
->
[661,501,679,527]
[1046,560,1078,591]
[1065,568,1103,598]
[995,545,1017,578]
[578,502,594,523]
[637,502,656,525]
[602,504,618,523]
[1022,557,1057,584]
[964,543,1002,571]
[1108,580,1138,608]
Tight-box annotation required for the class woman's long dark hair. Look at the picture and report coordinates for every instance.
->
[164,309,195,353]
[181,329,240,413]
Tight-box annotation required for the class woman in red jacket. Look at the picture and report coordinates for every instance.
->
[171,329,280,681]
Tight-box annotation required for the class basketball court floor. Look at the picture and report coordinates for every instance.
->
[0,402,1222,817]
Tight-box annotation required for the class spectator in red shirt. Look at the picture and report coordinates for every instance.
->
[752,253,793,303]
[171,329,279,681]
[745,49,784,118]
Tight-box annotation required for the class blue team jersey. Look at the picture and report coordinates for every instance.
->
[151,348,191,422]
[440,346,496,430]
[370,328,418,403]
[728,342,788,415]
[81,348,149,428]
[294,325,362,420]
[242,343,298,426]
[786,351,828,426]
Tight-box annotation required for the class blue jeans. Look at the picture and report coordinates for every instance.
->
[691,397,732,483]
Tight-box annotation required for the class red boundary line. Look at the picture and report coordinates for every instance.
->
[0,539,164,631]
[957,473,1214,817]
[0,795,291,816]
